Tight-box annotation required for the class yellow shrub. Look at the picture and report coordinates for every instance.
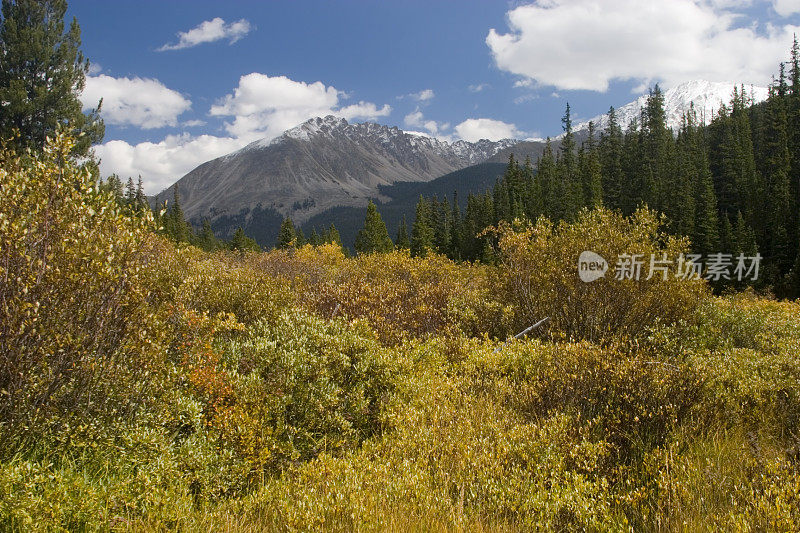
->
[493,208,709,342]
[0,135,173,448]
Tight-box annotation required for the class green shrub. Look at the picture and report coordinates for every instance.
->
[191,310,402,483]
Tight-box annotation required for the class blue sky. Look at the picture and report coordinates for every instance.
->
[68,0,800,193]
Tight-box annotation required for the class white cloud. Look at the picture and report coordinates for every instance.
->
[158,17,252,51]
[398,88,436,101]
[338,101,392,120]
[412,88,435,101]
[453,118,521,142]
[468,83,489,92]
[487,0,800,92]
[94,134,244,194]
[81,74,192,129]
[403,108,448,136]
[773,0,800,16]
[210,73,391,142]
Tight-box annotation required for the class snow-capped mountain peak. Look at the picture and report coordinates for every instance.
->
[238,115,518,166]
[575,80,769,134]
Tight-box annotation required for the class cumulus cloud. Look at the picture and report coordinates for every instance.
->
[158,17,252,51]
[773,0,800,16]
[94,134,244,194]
[403,108,448,136]
[95,73,392,193]
[486,0,800,92]
[81,74,192,129]
[453,118,521,142]
[210,73,391,142]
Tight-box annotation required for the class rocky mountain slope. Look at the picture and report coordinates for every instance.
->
[154,115,517,226]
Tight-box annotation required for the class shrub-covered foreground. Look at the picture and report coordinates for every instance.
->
[2,137,799,531]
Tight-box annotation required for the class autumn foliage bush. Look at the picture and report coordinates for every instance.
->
[494,208,709,341]
[251,244,512,344]
[0,135,174,450]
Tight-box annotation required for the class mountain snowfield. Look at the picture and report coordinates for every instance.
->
[574,80,769,134]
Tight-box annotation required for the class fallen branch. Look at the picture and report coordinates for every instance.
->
[494,317,551,353]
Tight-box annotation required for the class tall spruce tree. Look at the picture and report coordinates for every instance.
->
[450,191,463,259]
[787,35,800,275]
[326,224,342,246]
[354,201,393,254]
[759,85,792,277]
[395,215,410,250]
[600,107,624,210]
[165,185,190,243]
[580,121,603,208]
[558,103,583,220]
[277,217,297,249]
[410,196,434,257]
[229,227,260,252]
[0,0,104,155]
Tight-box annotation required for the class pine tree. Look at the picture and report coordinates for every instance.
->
[620,117,643,215]
[449,191,463,259]
[733,211,758,256]
[410,196,434,257]
[600,107,624,210]
[395,215,410,250]
[787,35,800,279]
[538,139,559,220]
[295,227,307,247]
[434,198,451,253]
[125,177,135,204]
[135,176,146,209]
[197,219,220,251]
[759,85,792,278]
[101,173,124,204]
[558,103,583,220]
[277,217,297,249]
[0,0,104,155]
[692,136,720,258]
[522,156,542,220]
[166,185,190,243]
[642,85,675,216]
[354,200,393,254]
[326,224,342,246]
[309,228,322,246]
[229,227,260,252]
[580,121,603,209]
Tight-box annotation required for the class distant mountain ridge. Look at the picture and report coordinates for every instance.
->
[154,115,517,228]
